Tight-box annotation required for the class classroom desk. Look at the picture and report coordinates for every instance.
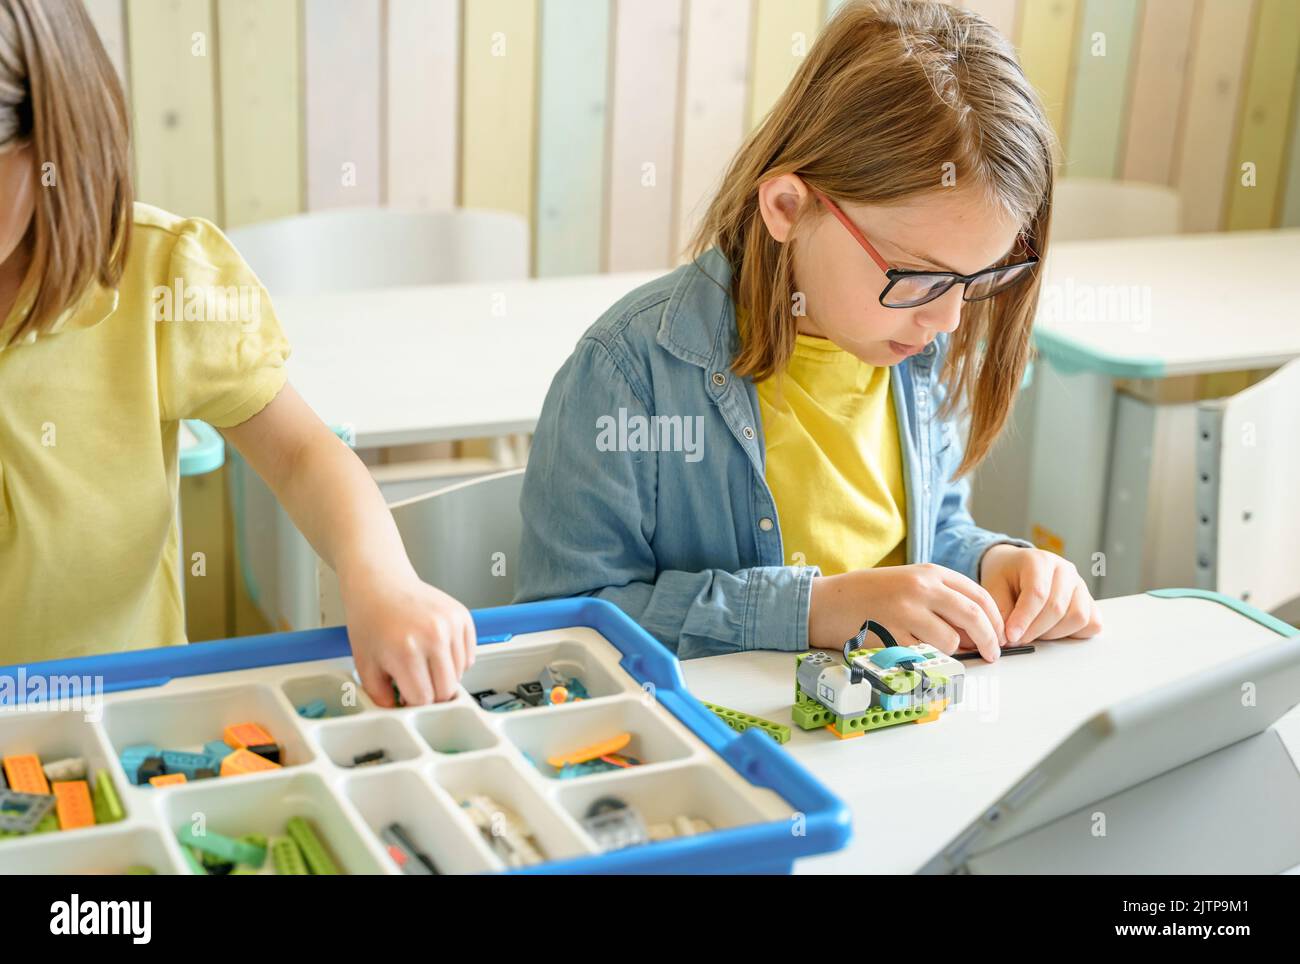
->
[274,271,661,449]
[1023,229,1300,600]
[679,589,1300,875]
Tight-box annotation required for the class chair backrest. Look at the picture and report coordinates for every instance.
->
[1051,178,1181,241]
[227,207,529,296]
[1197,359,1300,613]
[319,468,526,625]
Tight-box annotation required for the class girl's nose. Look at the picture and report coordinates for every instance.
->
[915,284,964,333]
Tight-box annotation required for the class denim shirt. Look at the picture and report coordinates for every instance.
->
[515,248,1031,659]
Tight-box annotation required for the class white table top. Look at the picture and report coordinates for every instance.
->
[679,591,1300,874]
[276,271,659,447]
[274,230,1300,447]
[1034,229,1300,378]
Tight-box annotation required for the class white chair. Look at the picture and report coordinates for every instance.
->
[1196,359,1300,615]
[227,207,529,633]
[968,179,1182,542]
[226,207,529,296]
[319,468,525,626]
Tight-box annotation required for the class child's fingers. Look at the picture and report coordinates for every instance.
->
[462,617,478,671]
[938,568,1007,645]
[930,581,1002,659]
[904,608,963,655]
[427,646,458,703]
[1040,580,1093,640]
[388,637,437,706]
[1015,564,1072,643]
[357,662,396,709]
[1004,558,1054,643]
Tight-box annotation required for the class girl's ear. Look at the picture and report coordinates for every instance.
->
[756,173,810,244]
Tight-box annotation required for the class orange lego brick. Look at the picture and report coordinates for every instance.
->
[4,754,51,795]
[219,748,281,776]
[223,722,275,750]
[546,733,631,769]
[148,773,188,788]
[53,780,95,829]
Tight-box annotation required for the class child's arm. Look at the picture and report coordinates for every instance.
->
[220,382,475,706]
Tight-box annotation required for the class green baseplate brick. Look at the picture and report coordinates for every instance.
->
[792,651,935,733]
[272,836,310,875]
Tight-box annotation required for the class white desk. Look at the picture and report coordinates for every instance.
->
[996,230,1300,600]
[274,271,660,448]
[679,590,1300,874]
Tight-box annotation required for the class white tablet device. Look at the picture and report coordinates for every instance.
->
[920,632,1300,874]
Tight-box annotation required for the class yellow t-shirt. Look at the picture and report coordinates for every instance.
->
[756,333,907,575]
[0,203,290,664]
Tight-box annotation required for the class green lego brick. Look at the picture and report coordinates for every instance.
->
[286,816,339,875]
[702,702,791,745]
[271,836,309,876]
[792,698,833,730]
[125,865,156,875]
[33,812,60,834]
[177,826,267,868]
[91,769,124,825]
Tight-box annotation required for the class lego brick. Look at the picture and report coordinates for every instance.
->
[177,825,267,868]
[52,780,95,830]
[219,748,281,777]
[119,745,160,783]
[223,722,275,751]
[135,756,166,785]
[3,754,51,795]
[271,836,309,875]
[203,740,233,762]
[701,701,792,745]
[246,743,282,765]
[0,789,56,833]
[33,811,60,834]
[286,816,340,875]
[91,770,124,824]
[42,757,87,783]
[297,699,327,719]
[148,773,188,788]
[546,733,631,769]
[160,750,219,780]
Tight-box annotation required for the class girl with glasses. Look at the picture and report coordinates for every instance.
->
[517,0,1101,660]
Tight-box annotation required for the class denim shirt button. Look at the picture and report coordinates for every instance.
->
[759,517,774,531]
[711,372,726,387]
[742,426,755,440]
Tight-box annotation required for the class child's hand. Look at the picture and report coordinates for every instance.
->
[339,571,477,707]
[978,544,1102,645]
[809,564,1006,661]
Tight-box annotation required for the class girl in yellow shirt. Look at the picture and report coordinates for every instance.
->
[0,0,472,704]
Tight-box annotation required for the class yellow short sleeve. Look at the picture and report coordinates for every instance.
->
[154,217,291,427]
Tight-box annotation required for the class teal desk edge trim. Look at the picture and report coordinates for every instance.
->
[179,420,225,477]
[1033,327,1166,379]
[1147,588,1300,638]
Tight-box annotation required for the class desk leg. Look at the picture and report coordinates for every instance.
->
[1026,365,1115,597]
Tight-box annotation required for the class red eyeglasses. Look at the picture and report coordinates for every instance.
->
[810,188,1039,309]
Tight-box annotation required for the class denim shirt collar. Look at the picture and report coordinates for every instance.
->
[657,248,739,373]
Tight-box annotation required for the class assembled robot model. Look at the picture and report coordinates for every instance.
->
[793,618,965,739]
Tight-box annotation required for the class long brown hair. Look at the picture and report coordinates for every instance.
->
[0,0,132,346]
[689,0,1055,478]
